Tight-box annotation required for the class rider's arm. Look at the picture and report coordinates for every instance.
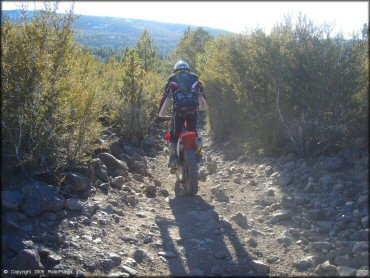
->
[197,81,207,111]
[158,78,175,117]
[158,94,170,117]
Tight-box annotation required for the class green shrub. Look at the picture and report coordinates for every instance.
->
[200,17,368,156]
[1,6,105,173]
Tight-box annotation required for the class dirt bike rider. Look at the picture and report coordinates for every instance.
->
[157,60,207,169]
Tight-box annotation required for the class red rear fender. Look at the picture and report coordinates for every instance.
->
[180,131,197,149]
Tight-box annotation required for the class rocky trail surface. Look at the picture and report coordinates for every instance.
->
[2,126,369,277]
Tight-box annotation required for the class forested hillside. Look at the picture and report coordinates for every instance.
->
[2,9,230,59]
[1,6,368,177]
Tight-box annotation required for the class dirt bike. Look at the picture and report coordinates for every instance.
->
[156,116,202,197]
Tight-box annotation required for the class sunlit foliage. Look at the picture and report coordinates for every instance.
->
[200,16,368,156]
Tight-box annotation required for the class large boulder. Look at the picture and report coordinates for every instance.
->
[20,180,65,217]
[3,212,28,228]
[10,249,43,270]
[141,136,156,151]
[121,154,148,176]
[91,159,110,182]
[129,160,148,176]
[6,236,34,254]
[2,191,25,210]
[98,153,129,176]
[62,172,89,192]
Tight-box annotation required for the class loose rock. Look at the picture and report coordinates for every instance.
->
[293,257,313,270]
[159,189,169,197]
[214,251,227,259]
[246,237,258,247]
[277,235,292,247]
[270,210,291,223]
[100,258,116,272]
[111,176,125,189]
[211,185,229,202]
[307,209,327,220]
[276,173,293,186]
[133,249,150,263]
[336,266,356,277]
[122,265,138,276]
[46,253,62,264]
[144,184,156,198]
[265,166,274,176]
[211,265,223,275]
[65,198,83,211]
[349,229,369,241]
[207,162,217,174]
[314,261,339,276]
[356,269,370,277]
[250,260,270,274]
[309,242,332,251]
[158,251,177,258]
[319,176,335,186]
[323,156,345,171]
[83,258,97,271]
[230,212,248,229]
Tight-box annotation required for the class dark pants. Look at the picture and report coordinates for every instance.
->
[170,112,198,144]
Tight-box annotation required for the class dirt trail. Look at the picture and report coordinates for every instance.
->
[2,125,369,277]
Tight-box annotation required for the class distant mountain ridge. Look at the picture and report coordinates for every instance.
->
[3,9,232,57]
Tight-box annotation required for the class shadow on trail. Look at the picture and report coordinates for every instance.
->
[155,195,254,276]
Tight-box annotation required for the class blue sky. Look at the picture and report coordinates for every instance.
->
[2,1,368,36]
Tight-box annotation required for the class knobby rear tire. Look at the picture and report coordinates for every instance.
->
[183,149,198,196]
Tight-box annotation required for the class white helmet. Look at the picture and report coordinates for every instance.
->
[174,60,190,73]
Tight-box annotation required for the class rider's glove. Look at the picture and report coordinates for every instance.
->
[154,116,161,123]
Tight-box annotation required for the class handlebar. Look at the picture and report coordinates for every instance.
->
[154,116,172,123]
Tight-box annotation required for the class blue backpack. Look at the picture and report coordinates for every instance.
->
[172,72,199,112]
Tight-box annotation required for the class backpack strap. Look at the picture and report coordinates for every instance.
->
[174,72,192,94]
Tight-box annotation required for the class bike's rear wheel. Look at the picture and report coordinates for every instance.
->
[183,149,198,196]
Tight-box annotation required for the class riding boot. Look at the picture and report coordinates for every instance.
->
[168,143,177,169]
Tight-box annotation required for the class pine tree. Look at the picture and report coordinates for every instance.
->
[171,27,212,73]
[136,29,157,72]
[116,48,147,139]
